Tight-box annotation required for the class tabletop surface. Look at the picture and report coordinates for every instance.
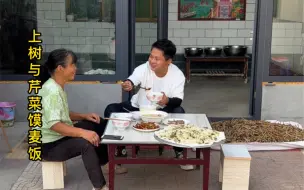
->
[101,113,211,145]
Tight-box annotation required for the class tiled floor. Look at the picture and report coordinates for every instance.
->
[183,77,251,117]
[0,78,302,190]
[0,122,28,161]
[10,149,304,190]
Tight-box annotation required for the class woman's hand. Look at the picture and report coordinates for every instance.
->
[81,130,100,147]
[84,113,100,124]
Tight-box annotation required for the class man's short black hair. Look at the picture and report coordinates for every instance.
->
[151,39,176,60]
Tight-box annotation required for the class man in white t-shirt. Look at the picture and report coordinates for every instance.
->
[104,39,195,171]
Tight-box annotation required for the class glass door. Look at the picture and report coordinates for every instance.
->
[134,0,158,71]
[176,0,259,118]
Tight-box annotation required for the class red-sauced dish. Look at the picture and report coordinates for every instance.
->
[134,122,160,130]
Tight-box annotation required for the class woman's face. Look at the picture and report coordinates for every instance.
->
[59,54,77,81]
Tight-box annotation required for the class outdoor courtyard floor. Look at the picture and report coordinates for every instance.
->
[0,123,303,190]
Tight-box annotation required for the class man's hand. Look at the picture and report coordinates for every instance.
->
[158,92,169,106]
[121,80,133,92]
[84,113,100,124]
[81,129,100,147]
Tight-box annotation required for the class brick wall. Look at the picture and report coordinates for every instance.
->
[137,0,256,54]
[271,22,303,54]
[37,0,115,53]
[37,0,302,55]
[37,0,256,54]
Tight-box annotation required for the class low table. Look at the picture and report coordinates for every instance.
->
[102,113,212,190]
[185,55,249,83]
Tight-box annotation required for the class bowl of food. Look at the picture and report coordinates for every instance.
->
[140,111,168,123]
[113,113,132,119]
[146,91,163,102]
[112,118,132,130]
[139,105,157,112]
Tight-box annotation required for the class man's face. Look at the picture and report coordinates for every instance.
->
[148,48,171,72]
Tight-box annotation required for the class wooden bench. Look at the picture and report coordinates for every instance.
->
[41,161,67,189]
[219,144,251,190]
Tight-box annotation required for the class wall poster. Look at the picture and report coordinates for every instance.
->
[178,0,246,21]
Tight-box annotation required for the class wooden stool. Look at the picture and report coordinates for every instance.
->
[219,144,251,190]
[42,161,67,189]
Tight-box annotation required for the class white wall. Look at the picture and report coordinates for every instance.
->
[37,0,256,54]
[37,0,303,55]
[37,0,115,54]
[137,0,256,54]
[271,22,303,54]
[276,0,303,23]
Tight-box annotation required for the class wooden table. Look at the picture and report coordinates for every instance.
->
[102,113,213,190]
[185,55,249,83]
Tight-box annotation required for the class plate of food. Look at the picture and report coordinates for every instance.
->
[140,111,168,123]
[133,122,160,132]
[162,118,190,126]
[154,124,225,148]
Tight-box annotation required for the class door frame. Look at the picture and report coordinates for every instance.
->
[210,0,268,120]
[127,0,274,121]
[211,0,271,121]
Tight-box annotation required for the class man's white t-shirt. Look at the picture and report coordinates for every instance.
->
[128,61,185,108]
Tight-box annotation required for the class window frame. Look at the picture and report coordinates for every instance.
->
[135,0,157,22]
[0,0,130,83]
[261,0,304,82]
[65,0,157,23]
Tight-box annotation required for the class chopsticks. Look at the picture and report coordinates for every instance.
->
[104,118,136,122]
[139,86,151,91]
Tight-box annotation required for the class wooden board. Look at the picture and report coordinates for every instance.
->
[262,82,304,86]
[0,81,101,84]
[221,144,251,160]
[66,81,100,84]
[0,81,28,84]
[222,159,251,190]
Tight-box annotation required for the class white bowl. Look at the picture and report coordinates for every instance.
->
[146,91,163,102]
[131,111,141,120]
[112,118,131,130]
[139,105,157,112]
[113,113,132,119]
[140,111,168,123]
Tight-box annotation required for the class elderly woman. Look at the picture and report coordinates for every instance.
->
[38,49,127,190]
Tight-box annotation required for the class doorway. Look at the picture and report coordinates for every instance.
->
[128,0,261,118]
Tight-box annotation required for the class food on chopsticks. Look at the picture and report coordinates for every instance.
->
[157,125,220,144]
[167,119,185,125]
[134,122,160,130]
[211,119,304,143]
